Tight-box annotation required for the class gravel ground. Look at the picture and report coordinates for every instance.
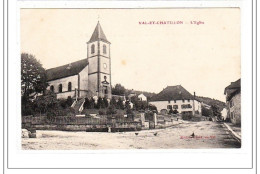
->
[21,121,241,150]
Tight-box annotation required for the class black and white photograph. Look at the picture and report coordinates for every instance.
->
[20,8,241,150]
[2,0,257,172]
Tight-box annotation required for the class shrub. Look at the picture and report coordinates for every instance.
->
[145,111,154,121]
[117,98,124,110]
[182,112,192,120]
[106,105,117,115]
[98,110,105,115]
[202,106,211,117]
[172,109,179,114]
[110,97,117,106]
[148,104,157,112]
[66,96,73,107]
[103,97,109,108]
[21,97,35,116]
[96,97,106,109]
[46,110,56,120]
[126,108,134,120]
[59,99,68,109]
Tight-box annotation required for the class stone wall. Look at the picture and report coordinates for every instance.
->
[229,93,241,125]
[22,116,142,132]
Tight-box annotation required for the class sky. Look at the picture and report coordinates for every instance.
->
[20,8,241,102]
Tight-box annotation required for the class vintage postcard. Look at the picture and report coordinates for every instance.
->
[20,8,242,150]
[3,0,257,171]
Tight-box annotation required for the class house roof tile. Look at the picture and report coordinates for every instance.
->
[150,85,194,101]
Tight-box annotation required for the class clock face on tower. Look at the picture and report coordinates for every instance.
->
[103,63,107,69]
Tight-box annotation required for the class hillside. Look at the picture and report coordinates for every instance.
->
[196,96,226,111]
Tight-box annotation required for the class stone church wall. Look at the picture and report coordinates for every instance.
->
[47,75,78,94]
[88,74,98,97]
[79,66,88,91]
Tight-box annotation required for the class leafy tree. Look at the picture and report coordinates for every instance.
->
[106,105,117,115]
[66,96,73,106]
[83,98,91,109]
[33,91,59,116]
[126,108,134,120]
[96,97,105,109]
[211,104,221,118]
[148,104,157,112]
[110,97,117,106]
[21,53,48,98]
[89,97,95,109]
[59,98,68,109]
[21,96,34,116]
[201,106,211,117]
[112,84,126,96]
[103,97,109,108]
[117,97,124,110]
[130,96,139,110]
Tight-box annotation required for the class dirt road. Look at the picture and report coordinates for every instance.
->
[22,121,241,150]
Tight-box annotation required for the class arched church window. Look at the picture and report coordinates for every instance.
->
[50,85,54,92]
[103,44,107,54]
[91,44,95,54]
[59,84,63,93]
[68,82,72,91]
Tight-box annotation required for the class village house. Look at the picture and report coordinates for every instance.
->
[149,85,202,115]
[127,90,136,99]
[221,108,228,121]
[224,79,241,125]
[46,22,112,100]
[138,93,147,101]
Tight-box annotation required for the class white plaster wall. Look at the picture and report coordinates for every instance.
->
[56,91,76,99]
[79,66,89,91]
[88,57,98,74]
[47,75,78,93]
[138,94,147,101]
[149,99,201,114]
[100,57,110,74]
[88,74,98,96]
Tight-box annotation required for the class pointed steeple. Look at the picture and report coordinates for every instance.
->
[88,21,110,44]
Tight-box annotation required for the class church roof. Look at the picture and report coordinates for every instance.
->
[150,85,194,101]
[88,22,110,44]
[46,58,89,81]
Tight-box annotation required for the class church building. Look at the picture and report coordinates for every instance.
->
[46,22,112,99]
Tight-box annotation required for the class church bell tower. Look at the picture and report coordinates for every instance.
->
[87,22,112,99]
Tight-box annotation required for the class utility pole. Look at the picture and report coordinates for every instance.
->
[192,92,196,116]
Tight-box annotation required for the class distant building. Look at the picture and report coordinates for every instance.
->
[224,79,241,125]
[149,85,201,115]
[128,90,136,99]
[138,93,147,101]
[201,102,211,109]
[221,108,228,121]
